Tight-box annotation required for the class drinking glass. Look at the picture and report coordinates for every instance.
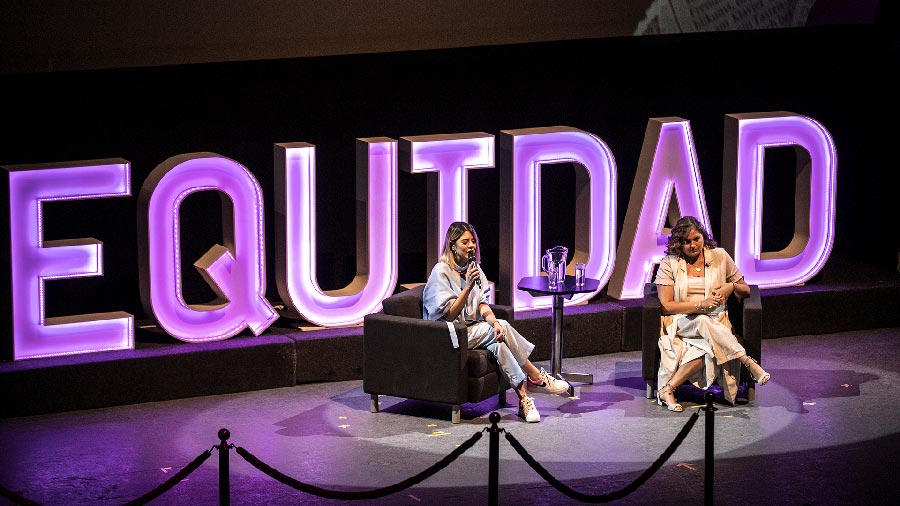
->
[575,262,586,287]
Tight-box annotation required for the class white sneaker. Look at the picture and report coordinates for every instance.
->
[518,395,540,423]
[527,367,571,396]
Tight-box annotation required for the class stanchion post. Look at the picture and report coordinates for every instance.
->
[218,428,231,506]
[704,392,715,506]
[488,412,500,506]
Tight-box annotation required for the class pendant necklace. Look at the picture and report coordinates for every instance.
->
[691,254,704,272]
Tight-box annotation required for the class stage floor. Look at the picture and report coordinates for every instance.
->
[2,327,899,505]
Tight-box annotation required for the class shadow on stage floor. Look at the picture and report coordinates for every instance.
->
[2,327,900,505]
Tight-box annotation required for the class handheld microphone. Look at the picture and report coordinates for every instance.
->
[467,252,482,288]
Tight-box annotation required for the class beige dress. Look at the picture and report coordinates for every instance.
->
[654,248,748,404]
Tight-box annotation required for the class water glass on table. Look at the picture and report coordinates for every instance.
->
[575,262,586,287]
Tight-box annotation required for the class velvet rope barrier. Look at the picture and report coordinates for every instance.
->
[123,448,213,505]
[235,430,483,500]
[0,484,42,506]
[505,410,700,503]
[0,449,212,506]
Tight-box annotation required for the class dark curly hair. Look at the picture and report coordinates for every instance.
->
[665,216,717,257]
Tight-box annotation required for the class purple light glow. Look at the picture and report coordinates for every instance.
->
[4,160,133,359]
[400,133,494,266]
[607,118,712,299]
[274,139,398,327]
[138,154,277,342]
[499,127,617,311]
[3,114,840,354]
[722,112,836,288]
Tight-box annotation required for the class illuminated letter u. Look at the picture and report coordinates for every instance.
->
[275,139,398,326]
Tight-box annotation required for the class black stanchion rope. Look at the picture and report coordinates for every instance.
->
[0,449,212,506]
[505,411,700,503]
[0,484,42,506]
[122,448,213,506]
[2,413,701,505]
[236,430,483,500]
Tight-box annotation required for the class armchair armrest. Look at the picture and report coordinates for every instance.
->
[363,313,469,404]
[641,283,662,382]
[738,285,762,360]
[489,304,514,323]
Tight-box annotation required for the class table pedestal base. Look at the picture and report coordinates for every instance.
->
[549,294,593,397]
[559,371,593,384]
[517,274,602,399]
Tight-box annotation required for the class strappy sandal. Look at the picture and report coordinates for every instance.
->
[741,356,771,385]
[656,383,684,412]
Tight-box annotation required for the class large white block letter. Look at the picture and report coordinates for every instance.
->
[400,132,494,267]
[274,139,398,326]
[498,126,617,310]
[3,160,133,359]
[721,112,836,287]
[607,118,712,299]
[137,153,277,342]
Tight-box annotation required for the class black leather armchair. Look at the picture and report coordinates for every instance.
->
[642,282,763,401]
[363,284,511,423]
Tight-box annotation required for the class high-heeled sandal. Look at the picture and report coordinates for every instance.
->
[656,383,683,412]
[741,356,771,385]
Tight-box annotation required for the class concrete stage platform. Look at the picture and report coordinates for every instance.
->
[2,254,899,418]
[1,327,899,505]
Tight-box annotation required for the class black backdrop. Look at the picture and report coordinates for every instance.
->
[1,23,897,323]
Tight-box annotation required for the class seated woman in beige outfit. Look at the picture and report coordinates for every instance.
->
[654,216,771,411]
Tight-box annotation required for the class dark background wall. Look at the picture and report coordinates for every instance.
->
[1,11,898,324]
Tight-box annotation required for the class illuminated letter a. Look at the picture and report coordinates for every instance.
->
[607,118,711,300]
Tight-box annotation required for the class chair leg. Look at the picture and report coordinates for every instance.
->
[646,381,656,399]
[498,390,507,406]
[746,383,756,402]
[370,394,379,413]
[451,405,461,424]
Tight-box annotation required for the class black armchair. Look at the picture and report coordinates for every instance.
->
[363,284,511,423]
[642,282,763,401]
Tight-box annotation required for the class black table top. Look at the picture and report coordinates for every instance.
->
[516,275,601,296]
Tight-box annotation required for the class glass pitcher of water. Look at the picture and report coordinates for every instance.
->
[541,246,568,289]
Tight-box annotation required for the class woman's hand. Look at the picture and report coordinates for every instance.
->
[710,282,735,305]
[695,295,720,312]
[711,283,729,297]
[493,321,505,342]
[466,262,480,288]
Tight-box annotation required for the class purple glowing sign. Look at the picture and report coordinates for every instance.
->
[721,112,837,288]
[3,160,133,359]
[2,113,840,359]
[607,118,712,299]
[274,139,398,327]
[498,127,617,310]
[137,154,277,342]
[400,132,494,266]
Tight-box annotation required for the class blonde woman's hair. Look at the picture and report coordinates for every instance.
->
[439,221,481,269]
